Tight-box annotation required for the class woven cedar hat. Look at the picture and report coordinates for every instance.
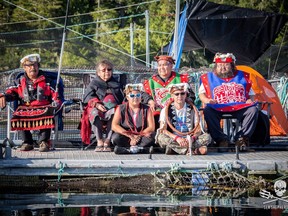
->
[20,54,41,65]
[169,83,190,94]
[154,55,175,65]
[124,83,144,94]
[213,53,236,63]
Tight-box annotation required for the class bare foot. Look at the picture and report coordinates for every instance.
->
[95,139,104,152]
[103,139,111,152]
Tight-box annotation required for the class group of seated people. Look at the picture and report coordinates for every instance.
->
[80,53,259,155]
[0,52,260,155]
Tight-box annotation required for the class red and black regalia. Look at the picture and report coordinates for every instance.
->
[111,102,155,149]
[200,70,259,144]
[80,75,125,145]
[3,70,61,145]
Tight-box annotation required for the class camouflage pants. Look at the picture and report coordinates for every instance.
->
[156,133,212,155]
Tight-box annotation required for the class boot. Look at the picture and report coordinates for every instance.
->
[114,146,130,154]
[217,139,230,153]
[39,141,49,152]
[20,143,34,151]
[235,136,249,152]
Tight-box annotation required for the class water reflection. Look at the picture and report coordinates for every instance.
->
[1,205,287,216]
[1,192,288,216]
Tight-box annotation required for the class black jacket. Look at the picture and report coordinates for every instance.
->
[83,75,125,105]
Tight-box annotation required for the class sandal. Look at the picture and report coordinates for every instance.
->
[193,146,208,155]
[103,145,111,152]
[103,139,112,152]
[94,140,104,152]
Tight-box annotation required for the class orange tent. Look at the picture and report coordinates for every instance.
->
[237,65,288,136]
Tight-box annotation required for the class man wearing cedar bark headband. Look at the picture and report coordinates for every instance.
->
[199,53,258,152]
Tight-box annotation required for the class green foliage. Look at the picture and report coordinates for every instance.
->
[0,0,287,72]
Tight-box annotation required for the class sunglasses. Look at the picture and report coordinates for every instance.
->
[129,93,141,98]
[101,68,112,72]
[158,63,171,67]
[174,92,186,96]
[24,63,37,67]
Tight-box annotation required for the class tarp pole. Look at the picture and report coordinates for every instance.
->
[145,10,150,67]
[56,0,70,94]
[130,23,134,67]
[173,0,180,60]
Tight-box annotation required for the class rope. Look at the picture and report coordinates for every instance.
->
[57,188,65,207]
[277,76,288,115]
[117,165,125,176]
[116,194,124,205]
[207,162,219,171]
[2,0,150,66]
[1,0,160,25]
[57,161,65,182]
[69,13,144,27]
[272,25,287,77]
[170,163,180,172]
[221,162,233,172]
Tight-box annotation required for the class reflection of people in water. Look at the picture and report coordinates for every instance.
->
[19,208,51,216]
[117,206,156,216]
[209,206,273,216]
[94,206,113,216]
[81,207,92,216]
[81,206,156,216]
[81,206,115,216]
[164,206,213,216]
[15,205,275,216]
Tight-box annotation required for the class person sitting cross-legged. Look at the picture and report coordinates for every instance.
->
[156,83,211,155]
[143,55,195,129]
[111,83,155,154]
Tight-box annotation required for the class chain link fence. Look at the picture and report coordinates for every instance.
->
[1,65,285,146]
[0,67,164,145]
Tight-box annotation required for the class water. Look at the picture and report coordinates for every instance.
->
[1,190,288,216]
[2,205,287,216]
[1,160,288,215]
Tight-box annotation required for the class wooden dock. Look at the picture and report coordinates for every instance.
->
[0,136,287,177]
[0,137,288,212]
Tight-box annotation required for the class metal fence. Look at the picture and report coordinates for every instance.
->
[1,66,285,147]
[0,67,169,145]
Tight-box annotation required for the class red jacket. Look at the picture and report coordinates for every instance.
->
[4,71,61,106]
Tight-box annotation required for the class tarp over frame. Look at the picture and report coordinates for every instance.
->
[169,0,288,66]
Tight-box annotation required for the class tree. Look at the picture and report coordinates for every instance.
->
[0,0,286,71]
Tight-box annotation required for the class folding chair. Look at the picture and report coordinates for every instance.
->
[221,102,272,142]
[220,101,272,159]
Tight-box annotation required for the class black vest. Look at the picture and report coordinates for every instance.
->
[166,102,196,133]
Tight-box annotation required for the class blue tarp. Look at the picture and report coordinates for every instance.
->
[168,3,188,69]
